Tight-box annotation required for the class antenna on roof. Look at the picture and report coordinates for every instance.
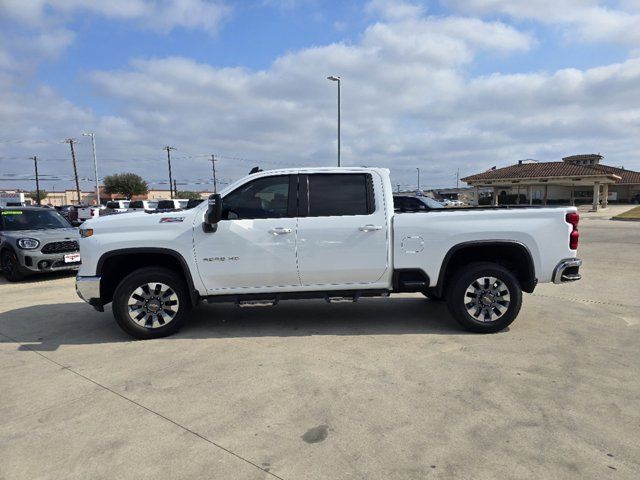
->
[249,166,262,174]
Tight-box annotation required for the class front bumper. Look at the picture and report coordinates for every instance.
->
[76,275,104,312]
[19,250,81,273]
[552,258,582,284]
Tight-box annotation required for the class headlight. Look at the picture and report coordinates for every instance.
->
[79,228,94,238]
[17,238,40,250]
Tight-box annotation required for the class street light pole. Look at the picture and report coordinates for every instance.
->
[416,167,420,192]
[164,146,175,199]
[30,156,41,205]
[82,132,100,205]
[327,75,341,167]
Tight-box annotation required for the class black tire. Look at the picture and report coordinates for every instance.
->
[112,267,191,339]
[445,262,522,333]
[1,250,25,282]
[422,290,443,301]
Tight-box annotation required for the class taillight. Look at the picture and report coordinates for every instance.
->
[566,212,579,250]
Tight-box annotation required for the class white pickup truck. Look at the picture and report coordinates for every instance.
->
[76,167,582,339]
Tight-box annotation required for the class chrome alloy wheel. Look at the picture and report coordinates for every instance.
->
[464,276,511,322]
[127,282,180,328]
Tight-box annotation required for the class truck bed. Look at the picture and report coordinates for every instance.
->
[393,206,576,285]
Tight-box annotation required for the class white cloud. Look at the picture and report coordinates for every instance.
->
[365,0,426,21]
[0,0,231,35]
[444,0,640,48]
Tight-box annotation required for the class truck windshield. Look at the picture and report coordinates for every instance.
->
[1,209,71,231]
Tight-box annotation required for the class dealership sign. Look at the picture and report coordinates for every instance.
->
[0,192,26,206]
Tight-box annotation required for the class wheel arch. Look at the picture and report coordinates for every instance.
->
[436,240,537,297]
[96,248,199,307]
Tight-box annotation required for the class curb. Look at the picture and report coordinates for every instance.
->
[611,217,640,222]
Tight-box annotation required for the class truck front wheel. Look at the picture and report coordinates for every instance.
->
[445,262,522,333]
[112,267,190,339]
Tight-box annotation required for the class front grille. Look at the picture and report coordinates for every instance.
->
[41,240,79,254]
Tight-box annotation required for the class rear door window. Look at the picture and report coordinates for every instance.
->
[306,174,373,217]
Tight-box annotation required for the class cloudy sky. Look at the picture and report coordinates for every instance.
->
[1,0,640,193]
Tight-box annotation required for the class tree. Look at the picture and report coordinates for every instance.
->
[26,190,47,203]
[175,190,203,200]
[103,173,148,199]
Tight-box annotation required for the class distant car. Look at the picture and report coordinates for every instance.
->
[105,200,130,212]
[156,199,189,211]
[441,199,464,207]
[185,198,205,209]
[128,200,158,212]
[0,206,81,281]
[77,205,107,223]
[393,195,444,211]
[55,205,79,224]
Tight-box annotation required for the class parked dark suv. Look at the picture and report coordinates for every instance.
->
[0,206,80,281]
[393,195,444,212]
[55,205,79,225]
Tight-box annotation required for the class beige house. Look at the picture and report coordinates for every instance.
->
[43,190,95,206]
[462,155,640,210]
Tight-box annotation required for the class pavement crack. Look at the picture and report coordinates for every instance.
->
[0,331,286,480]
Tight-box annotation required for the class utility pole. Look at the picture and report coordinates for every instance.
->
[456,168,460,190]
[173,179,178,198]
[416,167,420,192]
[397,184,400,193]
[30,156,41,205]
[164,146,175,199]
[210,154,218,193]
[65,139,81,204]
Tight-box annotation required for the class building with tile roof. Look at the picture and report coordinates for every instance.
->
[461,154,640,210]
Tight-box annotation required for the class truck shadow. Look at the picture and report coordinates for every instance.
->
[1,296,489,352]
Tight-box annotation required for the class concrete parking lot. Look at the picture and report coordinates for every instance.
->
[1,208,639,479]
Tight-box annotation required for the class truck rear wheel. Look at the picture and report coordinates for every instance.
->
[112,267,190,339]
[445,262,522,333]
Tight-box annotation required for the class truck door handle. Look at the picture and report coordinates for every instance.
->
[269,227,292,235]
[359,224,383,232]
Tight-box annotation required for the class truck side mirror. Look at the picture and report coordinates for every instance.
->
[203,194,223,232]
